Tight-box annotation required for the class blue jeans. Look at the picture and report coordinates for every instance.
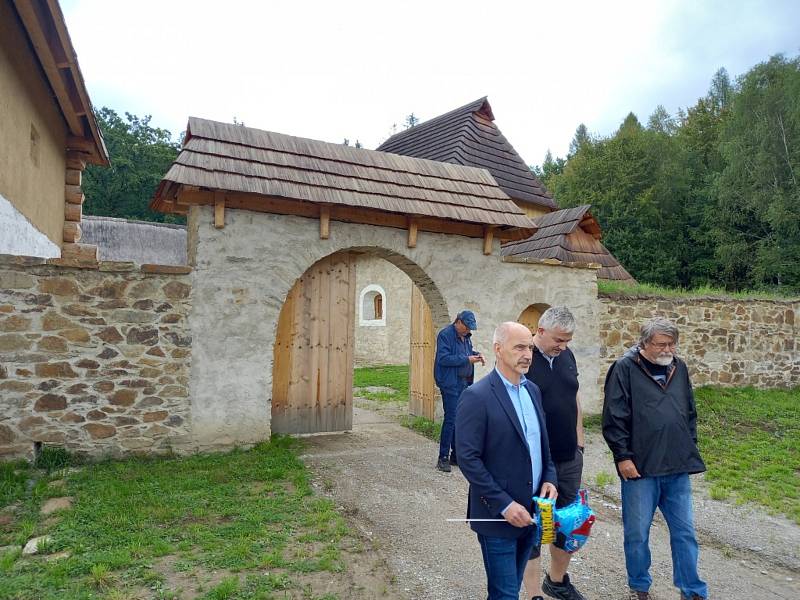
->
[477,530,537,600]
[438,387,464,459]
[621,473,708,598]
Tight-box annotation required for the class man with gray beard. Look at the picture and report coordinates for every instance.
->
[602,317,708,600]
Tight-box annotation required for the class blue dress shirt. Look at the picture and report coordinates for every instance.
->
[495,367,542,513]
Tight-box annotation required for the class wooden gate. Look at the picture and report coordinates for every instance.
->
[409,284,436,419]
[271,253,356,434]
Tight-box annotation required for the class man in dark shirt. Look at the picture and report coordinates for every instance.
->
[522,306,587,600]
[602,317,708,600]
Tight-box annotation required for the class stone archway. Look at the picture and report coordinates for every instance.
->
[270,247,448,435]
[518,302,550,334]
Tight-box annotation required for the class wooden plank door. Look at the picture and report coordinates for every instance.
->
[409,284,436,419]
[271,252,356,434]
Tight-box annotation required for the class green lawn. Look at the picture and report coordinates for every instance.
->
[352,365,409,402]
[695,386,800,523]
[0,438,371,599]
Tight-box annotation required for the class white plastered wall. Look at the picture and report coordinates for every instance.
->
[0,193,60,258]
[186,206,602,451]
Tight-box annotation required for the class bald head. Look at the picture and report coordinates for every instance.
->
[493,322,534,384]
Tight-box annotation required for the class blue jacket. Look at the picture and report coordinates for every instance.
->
[434,323,475,392]
[456,369,557,538]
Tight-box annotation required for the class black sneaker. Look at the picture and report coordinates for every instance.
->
[436,457,451,472]
[449,454,458,466]
[542,572,586,600]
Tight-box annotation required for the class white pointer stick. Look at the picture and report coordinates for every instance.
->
[447,518,535,523]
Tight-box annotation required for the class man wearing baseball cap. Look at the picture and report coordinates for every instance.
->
[433,310,485,472]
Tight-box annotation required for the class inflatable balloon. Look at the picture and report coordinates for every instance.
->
[532,488,596,553]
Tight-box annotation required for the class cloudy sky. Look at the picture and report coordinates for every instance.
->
[61,0,800,166]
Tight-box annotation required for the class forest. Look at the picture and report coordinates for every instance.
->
[83,53,800,293]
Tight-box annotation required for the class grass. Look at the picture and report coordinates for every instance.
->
[0,437,358,599]
[353,365,442,443]
[353,365,409,402]
[597,279,798,301]
[398,416,441,442]
[695,386,800,524]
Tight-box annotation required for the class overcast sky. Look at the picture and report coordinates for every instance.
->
[61,0,800,166]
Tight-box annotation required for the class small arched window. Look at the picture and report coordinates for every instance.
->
[359,284,387,326]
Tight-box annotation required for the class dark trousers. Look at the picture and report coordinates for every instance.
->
[438,386,464,459]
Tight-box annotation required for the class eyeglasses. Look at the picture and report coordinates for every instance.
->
[648,341,677,351]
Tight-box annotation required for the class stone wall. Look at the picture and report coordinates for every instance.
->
[599,294,799,388]
[0,254,193,459]
[354,255,412,366]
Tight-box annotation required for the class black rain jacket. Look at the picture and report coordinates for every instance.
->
[602,346,706,478]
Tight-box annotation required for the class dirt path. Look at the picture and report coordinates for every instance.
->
[301,405,800,600]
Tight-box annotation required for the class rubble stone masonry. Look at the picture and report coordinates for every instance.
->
[0,254,192,459]
[599,294,799,389]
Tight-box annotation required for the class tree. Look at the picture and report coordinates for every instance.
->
[568,123,590,156]
[404,113,419,129]
[711,55,800,291]
[647,105,676,135]
[83,108,181,223]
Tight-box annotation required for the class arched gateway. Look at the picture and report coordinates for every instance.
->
[151,118,601,451]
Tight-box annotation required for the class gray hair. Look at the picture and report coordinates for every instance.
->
[493,321,525,345]
[538,306,576,333]
[639,317,679,346]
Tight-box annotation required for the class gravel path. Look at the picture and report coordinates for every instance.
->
[301,405,800,599]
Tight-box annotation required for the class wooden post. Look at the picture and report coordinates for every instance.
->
[407,217,418,248]
[483,226,496,255]
[214,192,225,229]
[319,204,331,239]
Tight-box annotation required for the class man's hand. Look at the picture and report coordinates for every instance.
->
[538,482,557,500]
[617,459,641,480]
[502,501,534,528]
[468,354,485,365]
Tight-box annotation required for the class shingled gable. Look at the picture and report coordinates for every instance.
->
[151,117,536,240]
[501,205,637,282]
[377,97,556,210]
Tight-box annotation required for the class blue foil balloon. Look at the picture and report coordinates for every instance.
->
[533,488,596,553]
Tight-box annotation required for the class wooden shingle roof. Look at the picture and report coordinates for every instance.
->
[377,98,556,210]
[501,205,636,282]
[151,117,535,236]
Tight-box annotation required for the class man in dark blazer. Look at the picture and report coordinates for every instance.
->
[457,321,558,600]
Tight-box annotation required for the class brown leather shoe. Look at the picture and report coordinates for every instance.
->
[628,589,650,600]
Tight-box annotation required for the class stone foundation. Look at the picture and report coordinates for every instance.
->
[599,294,799,389]
[0,254,193,459]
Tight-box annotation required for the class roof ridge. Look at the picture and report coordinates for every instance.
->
[377,97,490,149]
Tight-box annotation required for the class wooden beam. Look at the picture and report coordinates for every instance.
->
[483,226,497,255]
[214,192,225,229]
[65,168,81,186]
[319,204,331,239]
[167,189,490,239]
[65,151,87,171]
[64,202,82,222]
[63,221,81,243]
[65,184,84,204]
[407,218,418,248]
[61,242,97,262]
[66,136,95,154]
